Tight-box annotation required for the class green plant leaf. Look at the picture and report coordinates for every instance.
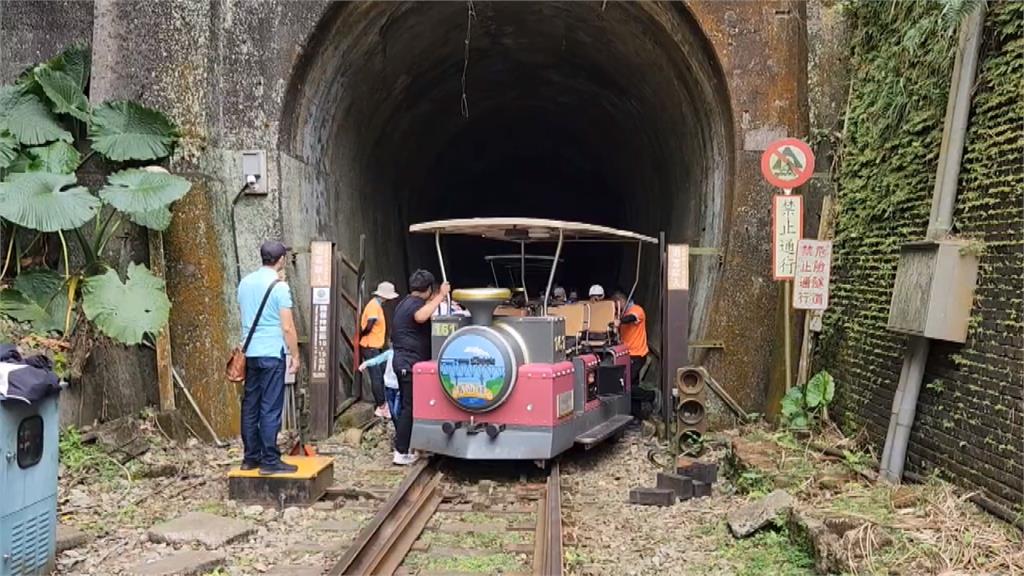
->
[47,44,91,90]
[0,85,26,125]
[25,141,81,174]
[0,131,17,169]
[6,152,45,174]
[0,268,68,333]
[35,67,91,121]
[780,386,805,417]
[806,371,835,408]
[82,264,170,345]
[789,414,810,430]
[2,93,73,146]
[127,206,173,231]
[99,168,191,213]
[0,172,100,232]
[89,101,179,161]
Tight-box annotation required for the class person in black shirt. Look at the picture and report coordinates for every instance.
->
[391,269,450,465]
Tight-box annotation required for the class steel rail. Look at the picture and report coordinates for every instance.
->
[534,461,563,576]
[329,460,443,576]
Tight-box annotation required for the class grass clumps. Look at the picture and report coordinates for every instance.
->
[59,426,130,483]
[403,551,527,574]
[721,525,815,576]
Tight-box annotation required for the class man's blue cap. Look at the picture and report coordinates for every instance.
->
[260,240,290,263]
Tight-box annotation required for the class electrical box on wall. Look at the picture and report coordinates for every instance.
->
[887,239,979,343]
[241,150,267,195]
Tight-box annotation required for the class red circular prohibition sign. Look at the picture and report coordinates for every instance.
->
[760,138,815,190]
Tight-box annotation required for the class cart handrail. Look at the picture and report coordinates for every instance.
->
[410,217,657,244]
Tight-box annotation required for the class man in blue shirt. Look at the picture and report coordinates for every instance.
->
[237,241,300,475]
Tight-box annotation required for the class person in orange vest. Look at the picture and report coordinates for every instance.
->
[361,281,399,418]
[612,289,654,417]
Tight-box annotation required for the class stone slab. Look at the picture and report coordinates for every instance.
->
[147,512,255,548]
[629,487,675,507]
[130,551,225,576]
[727,489,793,538]
[56,524,94,553]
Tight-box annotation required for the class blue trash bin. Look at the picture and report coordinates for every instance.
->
[0,394,58,575]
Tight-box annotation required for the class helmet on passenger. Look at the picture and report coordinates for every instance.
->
[588,284,605,300]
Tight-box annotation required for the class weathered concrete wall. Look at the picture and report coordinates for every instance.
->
[687,0,810,413]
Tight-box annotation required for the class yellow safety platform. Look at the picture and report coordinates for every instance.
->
[227,455,333,479]
[228,456,334,505]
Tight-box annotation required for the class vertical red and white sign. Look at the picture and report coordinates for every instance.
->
[309,241,333,381]
[772,195,803,279]
[793,239,832,310]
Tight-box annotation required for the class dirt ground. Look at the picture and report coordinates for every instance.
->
[55,415,1022,575]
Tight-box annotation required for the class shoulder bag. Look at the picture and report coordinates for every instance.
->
[226,279,281,382]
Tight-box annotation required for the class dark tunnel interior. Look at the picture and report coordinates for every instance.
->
[282,1,733,344]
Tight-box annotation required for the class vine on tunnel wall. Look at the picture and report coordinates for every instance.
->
[817,0,1024,513]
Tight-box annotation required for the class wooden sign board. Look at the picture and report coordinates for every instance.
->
[772,195,803,280]
[308,241,336,439]
[793,239,832,310]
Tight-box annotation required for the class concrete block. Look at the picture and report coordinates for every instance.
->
[56,524,93,553]
[147,512,255,548]
[130,551,225,576]
[693,481,713,499]
[228,456,334,506]
[656,472,694,501]
[677,459,719,484]
[629,487,675,507]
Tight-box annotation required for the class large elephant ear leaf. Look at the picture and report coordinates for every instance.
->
[47,44,91,91]
[25,141,82,174]
[0,86,24,129]
[0,172,100,232]
[89,101,179,161]
[35,67,91,121]
[99,168,190,213]
[127,206,173,231]
[0,268,68,333]
[3,93,73,146]
[83,264,170,345]
[0,131,18,169]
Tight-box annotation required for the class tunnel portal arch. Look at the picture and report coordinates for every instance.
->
[278,1,734,359]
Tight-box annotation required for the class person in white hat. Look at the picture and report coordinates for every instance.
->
[361,281,399,418]
[588,284,605,302]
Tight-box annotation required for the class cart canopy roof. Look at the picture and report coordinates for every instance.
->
[409,217,657,244]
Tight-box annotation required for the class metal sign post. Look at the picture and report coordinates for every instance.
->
[309,241,338,439]
[763,138,815,392]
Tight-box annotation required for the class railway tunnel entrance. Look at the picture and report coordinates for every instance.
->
[279,1,733,354]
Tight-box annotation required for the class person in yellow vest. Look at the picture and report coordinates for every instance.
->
[613,289,654,417]
[361,281,399,418]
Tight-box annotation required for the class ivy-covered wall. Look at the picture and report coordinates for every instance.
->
[820,0,1023,517]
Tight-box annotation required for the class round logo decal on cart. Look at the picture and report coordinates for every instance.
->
[437,327,517,412]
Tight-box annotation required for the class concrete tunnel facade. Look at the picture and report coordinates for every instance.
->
[1,1,810,437]
[278,2,732,373]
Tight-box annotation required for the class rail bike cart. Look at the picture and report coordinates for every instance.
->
[408,218,661,463]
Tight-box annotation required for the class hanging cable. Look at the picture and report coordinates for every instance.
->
[460,0,476,118]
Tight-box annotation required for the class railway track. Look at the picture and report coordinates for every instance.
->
[329,459,563,576]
